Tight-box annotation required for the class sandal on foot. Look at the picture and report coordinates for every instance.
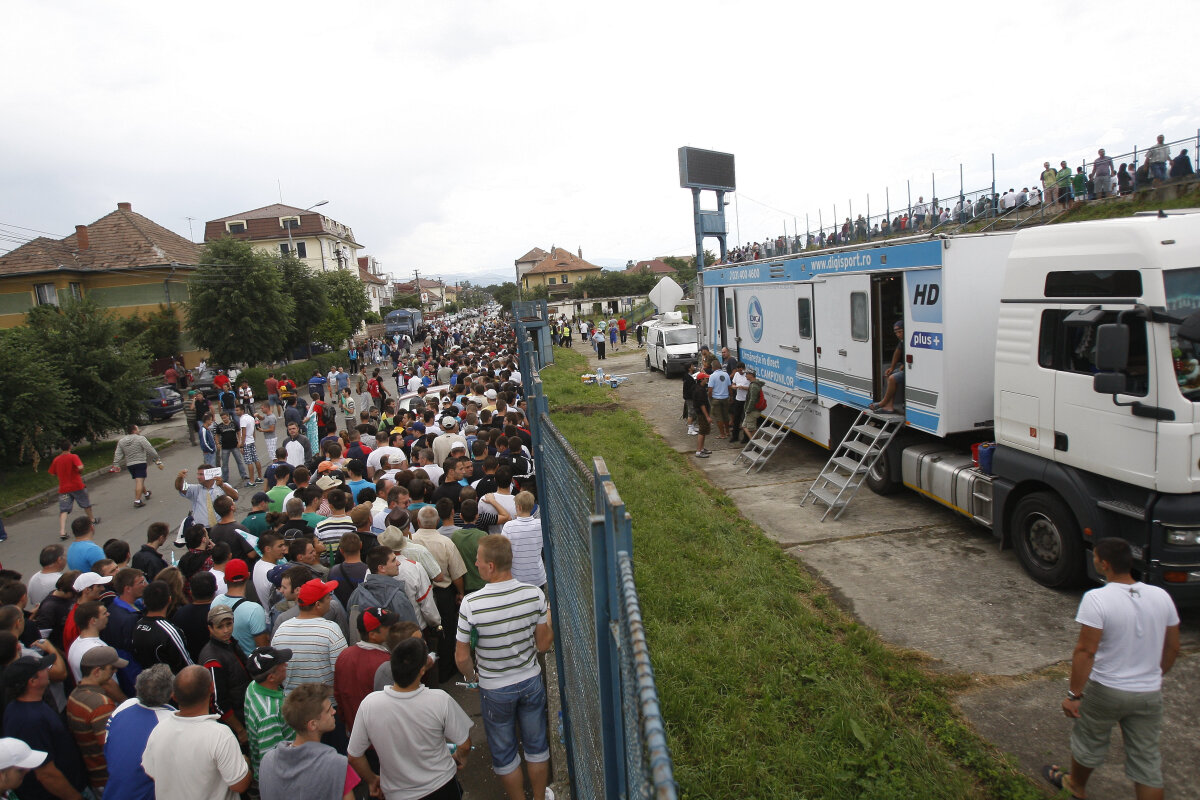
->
[867,403,879,411]
[1041,765,1084,798]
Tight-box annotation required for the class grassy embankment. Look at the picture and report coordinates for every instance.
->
[1052,182,1200,223]
[0,438,169,511]
[538,346,1038,800]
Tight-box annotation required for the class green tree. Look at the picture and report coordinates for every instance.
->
[363,310,382,324]
[186,238,295,366]
[0,327,75,466]
[313,307,353,349]
[276,254,328,356]
[318,270,370,330]
[24,299,149,443]
[116,305,182,360]
[392,293,421,310]
[485,282,518,311]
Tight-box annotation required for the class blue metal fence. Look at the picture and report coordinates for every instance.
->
[513,307,678,800]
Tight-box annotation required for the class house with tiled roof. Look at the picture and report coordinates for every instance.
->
[204,203,362,275]
[0,202,201,349]
[625,258,677,276]
[357,256,387,315]
[521,247,603,296]
[514,246,549,284]
[393,278,453,311]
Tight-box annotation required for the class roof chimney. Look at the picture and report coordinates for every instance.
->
[75,225,89,250]
[117,202,132,212]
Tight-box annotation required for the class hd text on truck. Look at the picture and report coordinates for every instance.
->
[702,212,1200,603]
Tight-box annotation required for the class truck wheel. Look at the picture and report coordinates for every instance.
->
[1011,492,1087,588]
[865,450,902,495]
[646,355,655,372]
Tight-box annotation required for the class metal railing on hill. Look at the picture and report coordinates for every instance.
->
[513,316,678,800]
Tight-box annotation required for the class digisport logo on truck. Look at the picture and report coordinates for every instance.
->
[748,297,764,342]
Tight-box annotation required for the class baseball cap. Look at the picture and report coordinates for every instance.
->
[410,421,426,432]
[360,607,396,633]
[441,416,457,429]
[73,572,112,592]
[0,738,47,771]
[207,605,234,625]
[449,441,468,452]
[247,646,293,679]
[387,453,405,465]
[224,559,250,583]
[251,491,271,505]
[696,372,709,381]
[79,645,129,670]
[296,578,338,606]
[267,563,289,588]
[316,460,335,474]
[484,389,497,399]
[2,652,55,689]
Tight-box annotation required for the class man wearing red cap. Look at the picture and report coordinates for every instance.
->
[210,559,270,657]
[334,607,396,734]
[271,579,346,696]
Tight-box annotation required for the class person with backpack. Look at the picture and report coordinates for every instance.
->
[740,369,766,444]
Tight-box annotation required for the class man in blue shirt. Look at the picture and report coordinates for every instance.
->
[210,560,270,656]
[2,653,88,800]
[103,663,176,800]
[307,370,327,398]
[708,363,732,439]
[66,517,106,573]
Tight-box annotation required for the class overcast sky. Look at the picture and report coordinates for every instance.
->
[2,0,1198,284]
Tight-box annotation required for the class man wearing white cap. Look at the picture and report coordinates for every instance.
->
[0,737,48,793]
[432,416,468,466]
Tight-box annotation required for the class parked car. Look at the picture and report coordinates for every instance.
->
[396,384,452,413]
[290,341,333,360]
[143,384,183,421]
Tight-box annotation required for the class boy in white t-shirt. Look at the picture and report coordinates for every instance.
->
[1043,538,1180,799]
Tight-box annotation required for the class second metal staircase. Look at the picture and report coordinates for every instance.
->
[801,408,905,520]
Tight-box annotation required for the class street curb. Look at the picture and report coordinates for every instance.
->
[1,438,179,519]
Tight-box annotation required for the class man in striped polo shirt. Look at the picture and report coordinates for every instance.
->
[455,535,554,800]
[243,646,293,780]
[271,579,347,750]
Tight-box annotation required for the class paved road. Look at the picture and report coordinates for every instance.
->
[580,341,1200,800]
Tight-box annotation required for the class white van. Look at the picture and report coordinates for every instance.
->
[642,312,699,376]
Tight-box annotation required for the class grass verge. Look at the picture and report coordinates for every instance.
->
[539,347,1038,800]
[1053,183,1200,223]
[0,437,169,511]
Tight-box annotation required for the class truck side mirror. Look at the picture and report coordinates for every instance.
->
[1094,323,1129,370]
[1094,372,1127,394]
[1177,310,1200,343]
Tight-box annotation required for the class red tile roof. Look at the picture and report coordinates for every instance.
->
[625,259,676,274]
[203,204,361,248]
[525,247,603,276]
[0,204,202,277]
[515,247,549,264]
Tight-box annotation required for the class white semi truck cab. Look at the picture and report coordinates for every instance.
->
[701,212,1200,603]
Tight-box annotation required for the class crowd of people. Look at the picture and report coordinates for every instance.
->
[722,132,1198,263]
[7,308,559,800]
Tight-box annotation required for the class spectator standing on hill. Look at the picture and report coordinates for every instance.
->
[1043,538,1180,800]
[1091,149,1115,198]
[1146,134,1171,183]
[49,440,98,540]
[1041,161,1059,206]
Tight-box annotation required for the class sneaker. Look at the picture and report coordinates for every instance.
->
[687,426,696,435]
[243,481,256,489]
[133,500,146,508]
[701,449,712,454]
[143,490,152,499]
[91,517,101,525]
[544,789,555,800]
[694,450,710,458]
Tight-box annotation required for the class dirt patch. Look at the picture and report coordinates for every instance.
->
[552,402,622,415]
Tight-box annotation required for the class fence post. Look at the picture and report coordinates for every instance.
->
[592,461,626,800]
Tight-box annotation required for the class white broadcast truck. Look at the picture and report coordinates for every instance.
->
[701,212,1200,602]
[641,311,700,376]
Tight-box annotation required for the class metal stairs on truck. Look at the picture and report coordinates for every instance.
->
[733,388,815,474]
[801,408,905,521]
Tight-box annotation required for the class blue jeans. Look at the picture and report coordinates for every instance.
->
[220,447,247,482]
[202,451,216,466]
[1150,162,1168,182]
[479,674,549,775]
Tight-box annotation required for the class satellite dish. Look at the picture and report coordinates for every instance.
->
[648,276,684,313]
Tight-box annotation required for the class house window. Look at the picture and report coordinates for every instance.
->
[280,243,290,256]
[296,242,307,258]
[561,274,569,284]
[548,278,556,285]
[226,221,246,234]
[280,217,300,230]
[69,282,83,302]
[34,283,58,306]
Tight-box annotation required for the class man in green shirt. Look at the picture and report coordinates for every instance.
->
[1071,167,1087,200]
[243,646,293,779]
[266,466,292,514]
[242,493,272,538]
[1056,161,1074,209]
